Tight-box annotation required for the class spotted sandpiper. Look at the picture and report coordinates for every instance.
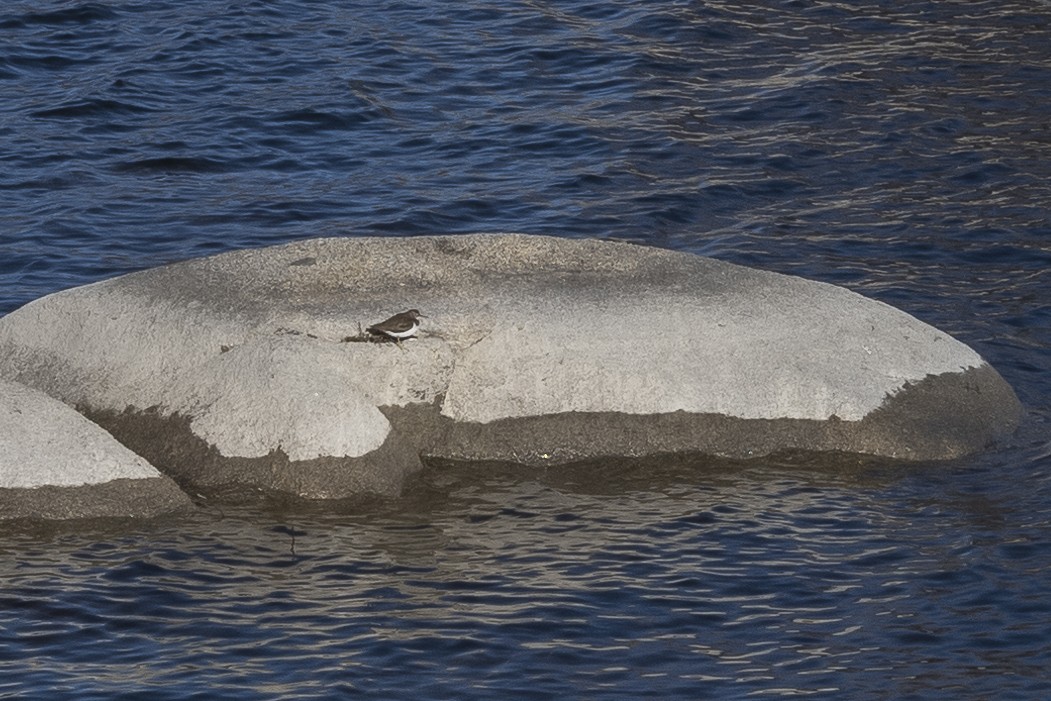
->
[366,309,425,342]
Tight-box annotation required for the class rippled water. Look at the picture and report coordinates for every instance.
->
[2,0,1050,698]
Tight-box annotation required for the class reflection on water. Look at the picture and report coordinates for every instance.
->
[3,453,1048,698]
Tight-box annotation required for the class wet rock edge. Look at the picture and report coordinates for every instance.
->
[64,364,1022,507]
[0,477,192,521]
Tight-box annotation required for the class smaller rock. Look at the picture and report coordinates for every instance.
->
[0,379,191,521]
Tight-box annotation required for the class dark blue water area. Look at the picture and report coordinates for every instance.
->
[2,0,1051,698]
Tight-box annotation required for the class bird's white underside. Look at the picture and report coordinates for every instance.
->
[380,322,419,339]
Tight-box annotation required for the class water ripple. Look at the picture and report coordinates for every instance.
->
[2,0,1051,698]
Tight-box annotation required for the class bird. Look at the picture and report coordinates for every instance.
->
[366,309,425,343]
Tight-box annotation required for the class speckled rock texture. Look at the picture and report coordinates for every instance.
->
[0,234,1021,509]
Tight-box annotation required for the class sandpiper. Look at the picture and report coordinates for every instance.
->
[366,309,425,342]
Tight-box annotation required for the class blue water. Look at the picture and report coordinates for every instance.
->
[2,0,1050,698]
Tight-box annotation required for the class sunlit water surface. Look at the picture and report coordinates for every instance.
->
[2,0,1050,698]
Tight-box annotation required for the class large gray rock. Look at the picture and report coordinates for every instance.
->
[0,379,191,520]
[0,234,1021,500]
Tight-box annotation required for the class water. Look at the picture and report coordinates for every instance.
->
[2,0,1050,697]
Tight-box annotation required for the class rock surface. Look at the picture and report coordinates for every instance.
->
[0,234,1022,503]
[0,379,191,520]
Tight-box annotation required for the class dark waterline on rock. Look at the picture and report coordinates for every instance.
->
[1,0,1050,698]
